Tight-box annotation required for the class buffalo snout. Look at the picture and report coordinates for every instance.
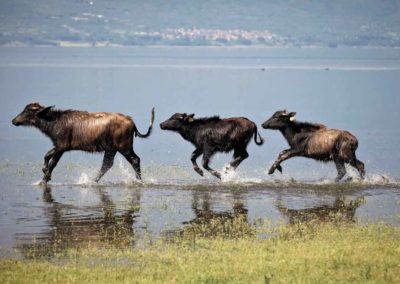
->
[12,117,22,126]
[261,121,270,129]
[160,119,175,130]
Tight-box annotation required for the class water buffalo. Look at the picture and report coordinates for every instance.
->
[261,110,365,181]
[12,102,155,183]
[160,113,264,179]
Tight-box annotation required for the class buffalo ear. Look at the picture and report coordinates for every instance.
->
[185,113,195,123]
[184,113,194,123]
[36,105,55,120]
[289,112,296,121]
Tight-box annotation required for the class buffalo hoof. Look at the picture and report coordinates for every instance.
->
[194,168,204,177]
[268,167,275,175]
[213,171,222,180]
[345,177,353,182]
[335,177,352,183]
[133,171,142,180]
[223,165,234,174]
[42,174,51,183]
[334,177,346,183]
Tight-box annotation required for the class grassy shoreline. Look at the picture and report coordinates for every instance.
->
[1,223,399,283]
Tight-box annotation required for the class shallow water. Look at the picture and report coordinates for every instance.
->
[0,47,399,255]
[0,161,399,256]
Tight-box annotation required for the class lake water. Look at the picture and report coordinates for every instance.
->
[0,47,399,255]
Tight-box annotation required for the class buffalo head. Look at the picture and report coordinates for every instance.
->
[160,113,195,131]
[12,102,54,127]
[261,110,296,130]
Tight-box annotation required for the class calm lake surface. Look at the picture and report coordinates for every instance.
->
[0,47,399,255]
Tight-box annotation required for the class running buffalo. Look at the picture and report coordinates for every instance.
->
[261,110,365,181]
[160,113,264,179]
[12,102,155,183]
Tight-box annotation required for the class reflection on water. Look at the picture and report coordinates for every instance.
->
[1,177,397,259]
[17,185,141,258]
[164,191,252,239]
[277,196,365,224]
[0,161,398,259]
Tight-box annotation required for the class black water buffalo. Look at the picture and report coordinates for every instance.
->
[160,113,264,179]
[12,102,154,183]
[261,110,365,181]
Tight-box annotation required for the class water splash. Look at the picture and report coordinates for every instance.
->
[117,158,137,185]
[32,180,44,186]
[220,165,266,185]
[21,162,400,189]
[77,173,96,186]
[361,173,391,185]
[221,165,237,182]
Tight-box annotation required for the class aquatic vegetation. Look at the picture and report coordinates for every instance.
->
[1,223,399,283]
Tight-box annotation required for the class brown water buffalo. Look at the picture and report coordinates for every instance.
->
[12,102,154,183]
[261,110,365,181]
[160,113,264,179]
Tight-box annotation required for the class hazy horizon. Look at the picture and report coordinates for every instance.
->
[1,0,400,47]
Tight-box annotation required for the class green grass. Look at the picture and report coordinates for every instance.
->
[1,223,399,284]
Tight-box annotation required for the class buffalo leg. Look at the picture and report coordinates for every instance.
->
[42,150,64,183]
[229,148,249,169]
[334,159,346,182]
[202,152,221,179]
[356,159,365,179]
[120,149,142,180]
[94,150,117,182]
[350,156,365,179]
[42,148,56,175]
[268,149,299,175]
[191,148,204,176]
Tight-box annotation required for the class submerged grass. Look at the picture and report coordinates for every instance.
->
[1,222,399,283]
